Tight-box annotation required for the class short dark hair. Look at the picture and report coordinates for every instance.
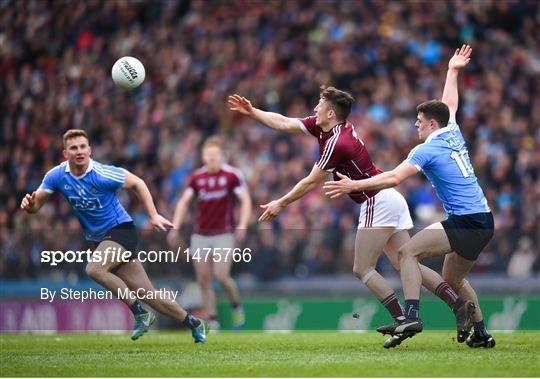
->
[320,85,355,121]
[416,100,450,128]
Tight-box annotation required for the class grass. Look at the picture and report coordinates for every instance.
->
[1,331,539,377]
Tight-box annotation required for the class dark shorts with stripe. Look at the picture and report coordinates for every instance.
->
[441,212,494,261]
[89,222,139,269]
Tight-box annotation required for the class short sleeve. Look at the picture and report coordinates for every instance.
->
[447,120,460,131]
[39,166,60,194]
[188,175,198,194]
[316,137,345,172]
[93,163,125,190]
[230,169,247,195]
[297,116,319,137]
[406,143,433,171]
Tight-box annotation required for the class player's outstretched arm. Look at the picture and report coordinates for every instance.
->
[259,165,328,221]
[442,44,472,123]
[228,94,304,133]
[20,189,51,214]
[167,188,194,246]
[123,171,174,231]
[323,162,418,198]
[170,189,195,229]
[234,187,252,243]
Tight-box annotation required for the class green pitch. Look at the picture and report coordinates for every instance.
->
[1,331,539,377]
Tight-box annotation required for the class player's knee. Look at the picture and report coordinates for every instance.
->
[352,264,363,279]
[196,273,212,288]
[352,264,375,283]
[398,244,416,262]
[214,272,230,285]
[85,264,103,281]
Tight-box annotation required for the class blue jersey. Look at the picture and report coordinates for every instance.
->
[406,121,490,216]
[39,159,132,241]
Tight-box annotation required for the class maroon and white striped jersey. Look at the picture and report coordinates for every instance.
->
[298,115,382,204]
[188,164,246,235]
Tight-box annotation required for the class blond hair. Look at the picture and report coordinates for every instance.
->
[63,129,89,148]
[202,136,223,150]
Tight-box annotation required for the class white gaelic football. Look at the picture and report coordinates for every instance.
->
[111,56,145,90]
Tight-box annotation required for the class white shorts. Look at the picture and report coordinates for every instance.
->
[357,188,413,230]
[190,233,235,257]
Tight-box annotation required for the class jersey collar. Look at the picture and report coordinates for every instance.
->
[425,126,450,143]
[328,121,346,132]
[205,164,223,174]
[65,158,94,179]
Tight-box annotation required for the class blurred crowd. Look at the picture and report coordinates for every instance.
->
[1,0,538,281]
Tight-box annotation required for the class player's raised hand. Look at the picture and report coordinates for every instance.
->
[228,94,254,116]
[323,172,355,199]
[20,192,37,212]
[448,44,472,70]
[150,214,174,232]
[259,200,284,222]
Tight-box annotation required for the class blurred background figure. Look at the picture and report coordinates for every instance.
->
[168,137,251,330]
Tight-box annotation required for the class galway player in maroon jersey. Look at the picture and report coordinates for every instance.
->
[229,87,473,348]
[168,137,252,330]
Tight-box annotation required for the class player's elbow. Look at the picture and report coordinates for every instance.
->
[302,177,320,188]
[280,121,294,133]
[388,177,400,188]
[387,172,402,187]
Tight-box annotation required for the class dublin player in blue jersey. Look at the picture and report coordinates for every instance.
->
[20,129,207,343]
[324,45,495,348]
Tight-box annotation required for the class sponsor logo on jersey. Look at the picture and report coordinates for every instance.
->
[68,196,102,211]
[198,189,227,201]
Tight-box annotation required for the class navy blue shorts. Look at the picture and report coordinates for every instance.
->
[441,212,494,261]
[89,221,139,262]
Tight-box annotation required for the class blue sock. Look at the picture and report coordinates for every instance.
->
[405,299,420,320]
[129,300,146,316]
[473,320,488,337]
[182,313,201,330]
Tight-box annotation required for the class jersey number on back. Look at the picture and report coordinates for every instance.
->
[450,150,474,178]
